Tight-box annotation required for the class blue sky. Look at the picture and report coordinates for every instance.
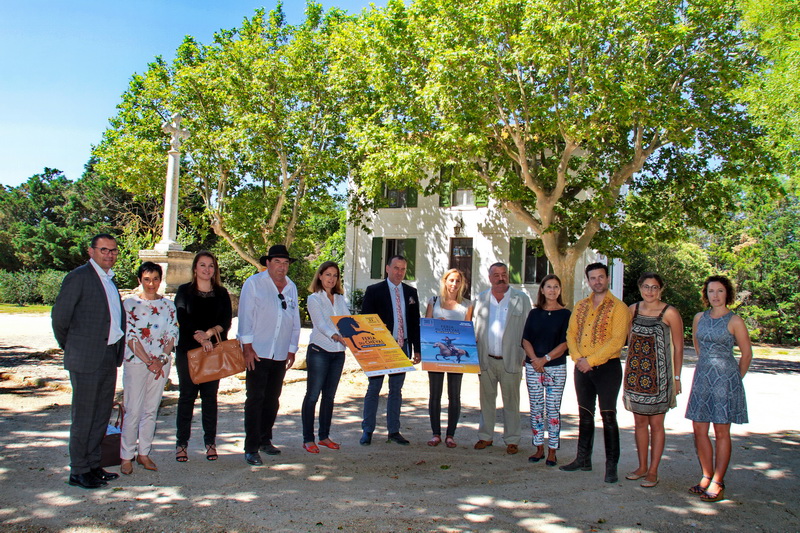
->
[0,0,384,188]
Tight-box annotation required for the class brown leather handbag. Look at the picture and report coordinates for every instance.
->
[187,333,246,384]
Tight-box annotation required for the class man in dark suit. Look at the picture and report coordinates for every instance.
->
[359,255,421,446]
[52,233,125,489]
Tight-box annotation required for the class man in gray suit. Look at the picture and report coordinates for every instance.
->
[472,262,532,455]
[52,233,125,489]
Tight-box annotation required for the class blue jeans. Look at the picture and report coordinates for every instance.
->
[362,341,410,434]
[301,344,345,442]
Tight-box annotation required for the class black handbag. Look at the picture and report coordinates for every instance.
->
[100,402,124,467]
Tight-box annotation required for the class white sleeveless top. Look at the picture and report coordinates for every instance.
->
[428,297,472,320]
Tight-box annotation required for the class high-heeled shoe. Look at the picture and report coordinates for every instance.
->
[700,480,725,502]
[688,474,712,494]
[176,445,188,462]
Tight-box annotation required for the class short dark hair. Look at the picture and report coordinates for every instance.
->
[489,262,507,272]
[90,233,116,248]
[387,255,406,266]
[137,261,162,279]
[637,272,664,289]
[536,274,564,308]
[702,275,735,307]
[585,262,608,278]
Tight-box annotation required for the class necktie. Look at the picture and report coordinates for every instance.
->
[395,286,405,345]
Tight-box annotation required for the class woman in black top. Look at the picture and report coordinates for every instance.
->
[174,251,232,462]
[522,274,570,466]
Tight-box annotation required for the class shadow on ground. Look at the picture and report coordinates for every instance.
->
[0,368,798,532]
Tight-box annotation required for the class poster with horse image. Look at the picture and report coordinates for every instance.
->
[331,314,416,377]
[420,318,480,373]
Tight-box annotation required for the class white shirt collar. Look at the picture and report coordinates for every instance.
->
[89,258,115,280]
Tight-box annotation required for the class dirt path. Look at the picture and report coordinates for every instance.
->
[1,314,798,532]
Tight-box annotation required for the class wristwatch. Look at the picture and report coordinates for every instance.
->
[674,375,681,381]
[544,354,551,362]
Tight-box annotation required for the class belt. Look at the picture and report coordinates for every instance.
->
[488,354,503,360]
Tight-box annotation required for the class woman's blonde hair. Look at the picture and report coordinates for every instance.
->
[438,268,466,302]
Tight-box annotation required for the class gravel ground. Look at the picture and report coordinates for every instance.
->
[1,313,799,532]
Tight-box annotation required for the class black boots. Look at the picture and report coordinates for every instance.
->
[560,409,594,472]
[601,410,620,483]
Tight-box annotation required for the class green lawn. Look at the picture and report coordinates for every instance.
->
[0,303,51,314]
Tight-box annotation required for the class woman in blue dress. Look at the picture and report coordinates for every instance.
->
[685,275,752,502]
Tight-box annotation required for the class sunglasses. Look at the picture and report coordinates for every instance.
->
[278,293,287,310]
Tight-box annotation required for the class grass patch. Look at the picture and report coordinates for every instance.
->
[0,303,51,314]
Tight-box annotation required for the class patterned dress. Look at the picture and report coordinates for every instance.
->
[686,311,748,424]
[623,303,676,415]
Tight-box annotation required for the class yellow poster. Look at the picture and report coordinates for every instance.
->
[331,314,416,377]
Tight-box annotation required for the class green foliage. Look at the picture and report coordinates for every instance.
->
[93,3,352,268]
[0,270,39,306]
[705,179,800,344]
[330,0,765,303]
[0,169,90,271]
[36,270,67,305]
[737,0,800,179]
[622,242,713,335]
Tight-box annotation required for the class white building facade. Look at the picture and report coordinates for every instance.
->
[343,184,623,307]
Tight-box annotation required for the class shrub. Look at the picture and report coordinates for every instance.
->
[37,270,67,305]
[0,270,39,306]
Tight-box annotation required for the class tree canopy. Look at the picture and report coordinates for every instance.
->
[331,0,766,303]
[93,4,350,268]
[737,0,800,180]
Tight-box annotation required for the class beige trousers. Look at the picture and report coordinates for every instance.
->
[478,356,522,445]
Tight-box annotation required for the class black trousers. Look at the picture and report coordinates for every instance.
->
[574,358,622,457]
[244,358,287,453]
[175,348,219,447]
[428,372,463,437]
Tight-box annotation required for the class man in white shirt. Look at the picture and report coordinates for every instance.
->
[472,262,532,455]
[239,245,301,465]
[52,233,125,489]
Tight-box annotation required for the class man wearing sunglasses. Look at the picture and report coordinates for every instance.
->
[239,244,301,465]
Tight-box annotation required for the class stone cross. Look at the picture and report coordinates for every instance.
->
[162,113,190,151]
[155,113,190,252]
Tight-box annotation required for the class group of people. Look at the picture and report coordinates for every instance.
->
[52,235,752,504]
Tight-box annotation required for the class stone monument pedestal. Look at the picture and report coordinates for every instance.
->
[138,249,195,293]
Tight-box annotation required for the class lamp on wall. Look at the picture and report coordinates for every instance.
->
[454,216,465,236]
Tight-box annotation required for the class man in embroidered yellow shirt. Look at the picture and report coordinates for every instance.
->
[560,262,628,483]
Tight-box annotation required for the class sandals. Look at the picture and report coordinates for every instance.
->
[688,475,712,494]
[445,436,457,448]
[318,439,340,450]
[176,445,188,462]
[206,444,218,461]
[700,480,725,502]
[427,435,442,447]
[626,471,647,481]
[303,442,320,454]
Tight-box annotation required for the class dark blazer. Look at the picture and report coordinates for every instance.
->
[361,279,421,354]
[51,262,125,372]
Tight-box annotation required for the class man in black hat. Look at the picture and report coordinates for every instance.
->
[238,244,301,465]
